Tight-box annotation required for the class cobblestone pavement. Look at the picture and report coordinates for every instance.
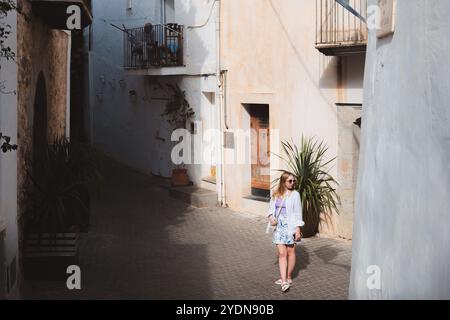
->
[22,157,352,300]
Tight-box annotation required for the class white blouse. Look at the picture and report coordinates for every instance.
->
[267,190,305,235]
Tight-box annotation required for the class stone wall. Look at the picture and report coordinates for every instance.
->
[16,0,69,219]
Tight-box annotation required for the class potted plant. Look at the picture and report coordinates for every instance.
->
[22,137,100,280]
[276,136,340,238]
[160,83,195,187]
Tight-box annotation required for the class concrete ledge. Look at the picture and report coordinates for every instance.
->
[125,66,188,76]
[169,186,218,208]
[201,176,216,185]
[199,176,217,192]
[243,195,270,203]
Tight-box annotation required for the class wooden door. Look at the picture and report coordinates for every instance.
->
[250,106,270,196]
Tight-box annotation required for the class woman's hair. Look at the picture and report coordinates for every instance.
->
[273,171,295,199]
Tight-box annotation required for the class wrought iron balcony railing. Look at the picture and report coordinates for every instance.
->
[316,0,367,56]
[30,0,93,30]
[123,23,184,70]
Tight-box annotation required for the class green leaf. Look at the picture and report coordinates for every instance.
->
[275,136,341,235]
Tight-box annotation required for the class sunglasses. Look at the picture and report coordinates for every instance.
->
[287,179,296,183]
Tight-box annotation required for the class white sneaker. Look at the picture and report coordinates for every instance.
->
[281,282,290,292]
[275,279,292,285]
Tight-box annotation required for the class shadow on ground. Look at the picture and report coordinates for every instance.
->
[22,154,212,299]
[314,245,351,271]
[21,154,352,300]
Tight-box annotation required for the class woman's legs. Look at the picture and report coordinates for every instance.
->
[287,245,296,281]
[277,245,288,283]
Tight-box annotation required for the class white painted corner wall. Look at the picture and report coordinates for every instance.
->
[350,0,450,299]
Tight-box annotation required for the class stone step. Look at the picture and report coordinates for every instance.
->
[169,186,218,208]
[242,196,270,217]
[150,174,172,189]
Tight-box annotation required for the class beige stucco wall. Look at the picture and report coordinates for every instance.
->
[220,0,364,238]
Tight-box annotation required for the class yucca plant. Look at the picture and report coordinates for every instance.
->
[275,136,340,237]
[24,137,100,235]
[22,137,100,280]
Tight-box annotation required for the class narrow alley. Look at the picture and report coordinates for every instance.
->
[22,155,351,300]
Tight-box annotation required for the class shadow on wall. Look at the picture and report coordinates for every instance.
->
[319,55,339,89]
[96,2,212,179]
[141,2,211,179]
[376,32,394,50]
[0,231,4,299]
[319,55,366,90]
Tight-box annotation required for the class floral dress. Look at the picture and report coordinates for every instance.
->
[272,197,295,245]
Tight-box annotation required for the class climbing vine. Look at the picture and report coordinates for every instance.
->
[0,0,18,153]
[1,132,17,153]
[0,0,16,65]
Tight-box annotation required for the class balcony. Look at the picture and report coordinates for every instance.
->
[123,23,184,72]
[30,0,93,30]
[315,0,367,56]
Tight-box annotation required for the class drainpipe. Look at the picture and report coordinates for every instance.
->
[215,1,227,207]
[223,70,229,130]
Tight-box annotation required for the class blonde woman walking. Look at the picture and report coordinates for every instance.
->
[267,171,304,292]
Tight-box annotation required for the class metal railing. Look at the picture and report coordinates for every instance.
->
[123,23,184,69]
[316,0,367,48]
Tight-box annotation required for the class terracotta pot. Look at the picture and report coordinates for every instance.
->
[171,169,190,187]
[301,222,319,238]
[301,209,320,238]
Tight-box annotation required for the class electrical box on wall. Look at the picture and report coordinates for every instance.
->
[224,131,235,149]
[377,0,397,38]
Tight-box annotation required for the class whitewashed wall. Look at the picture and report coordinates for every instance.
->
[88,0,218,184]
[350,0,450,299]
[0,1,19,298]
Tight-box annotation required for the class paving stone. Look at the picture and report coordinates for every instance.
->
[21,157,352,300]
